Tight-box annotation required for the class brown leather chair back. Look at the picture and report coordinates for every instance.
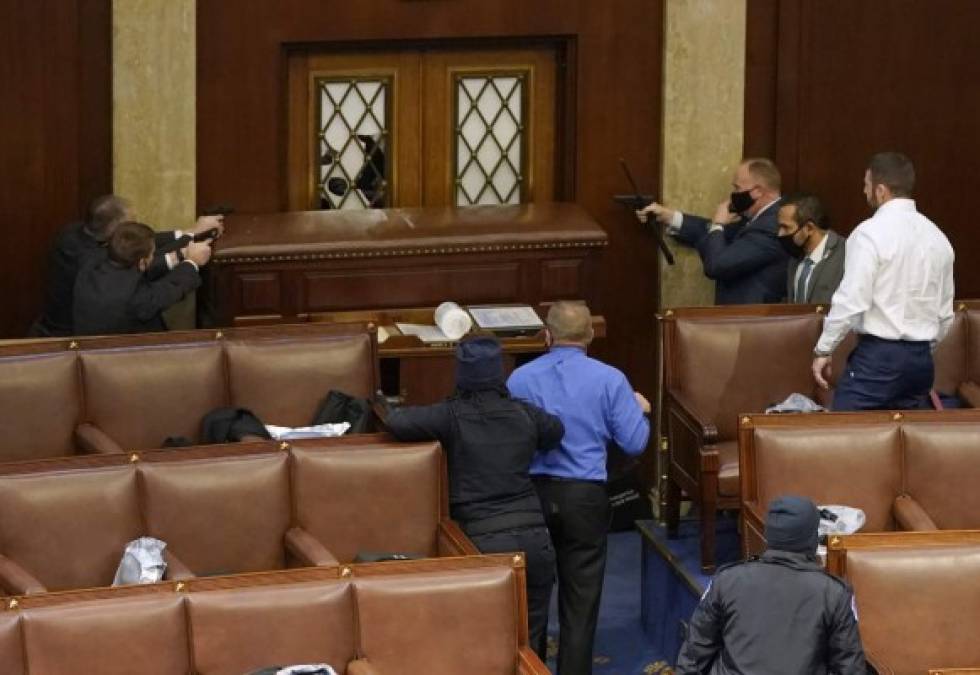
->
[846,545,980,675]
[903,422,980,528]
[21,595,189,675]
[670,313,822,439]
[934,311,970,395]
[354,566,518,675]
[0,612,24,675]
[293,443,441,562]
[750,425,901,531]
[187,580,356,675]
[0,351,79,461]
[968,308,980,384]
[0,465,141,590]
[140,453,291,575]
[80,342,226,449]
[226,334,375,427]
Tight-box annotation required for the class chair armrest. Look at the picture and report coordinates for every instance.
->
[893,495,939,531]
[666,389,720,479]
[0,554,47,595]
[75,422,125,454]
[163,549,195,580]
[957,380,980,408]
[284,527,339,567]
[437,520,480,556]
[347,658,383,675]
[518,647,552,675]
[865,647,894,674]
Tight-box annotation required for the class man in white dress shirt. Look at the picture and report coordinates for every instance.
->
[812,152,955,410]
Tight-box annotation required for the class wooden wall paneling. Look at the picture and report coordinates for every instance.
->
[743,0,780,159]
[0,0,111,337]
[746,0,980,297]
[197,0,664,397]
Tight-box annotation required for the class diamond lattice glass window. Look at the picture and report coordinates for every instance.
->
[316,77,391,210]
[454,73,526,206]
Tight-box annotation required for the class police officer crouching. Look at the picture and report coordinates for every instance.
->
[380,336,561,660]
[676,496,867,674]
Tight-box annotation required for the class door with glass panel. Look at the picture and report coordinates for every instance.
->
[286,46,558,210]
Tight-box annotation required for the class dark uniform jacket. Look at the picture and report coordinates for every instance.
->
[675,200,789,305]
[36,222,186,336]
[385,388,564,530]
[676,550,866,675]
[72,258,201,336]
[786,230,847,305]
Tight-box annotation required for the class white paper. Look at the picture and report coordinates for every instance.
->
[468,305,544,330]
[434,301,473,340]
[396,323,452,343]
[265,422,351,440]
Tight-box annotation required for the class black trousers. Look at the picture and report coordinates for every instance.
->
[469,525,556,661]
[534,478,610,675]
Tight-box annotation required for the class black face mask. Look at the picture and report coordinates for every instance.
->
[778,230,807,259]
[729,189,757,214]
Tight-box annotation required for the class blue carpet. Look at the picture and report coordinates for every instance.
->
[545,529,675,674]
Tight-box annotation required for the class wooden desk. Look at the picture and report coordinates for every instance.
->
[203,202,608,327]
[309,306,606,405]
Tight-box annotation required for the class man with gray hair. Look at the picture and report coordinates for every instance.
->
[507,301,651,675]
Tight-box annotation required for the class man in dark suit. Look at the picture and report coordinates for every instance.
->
[778,193,846,305]
[638,158,789,304]
[31,194,224,337]
[73,221,212,335]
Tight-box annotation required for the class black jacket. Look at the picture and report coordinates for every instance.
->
[786,230,847,304]
[676,550,866,675]
[37,222,182,336]
[675,200,789,305]
[385,388,564,529]
[72,258,201,336]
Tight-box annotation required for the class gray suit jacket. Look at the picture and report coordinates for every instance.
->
[786,230,846,304]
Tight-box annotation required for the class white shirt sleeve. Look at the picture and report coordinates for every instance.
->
[667,209,684,235]
[815,228,878,355]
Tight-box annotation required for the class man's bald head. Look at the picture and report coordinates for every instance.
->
[546,301,594,346]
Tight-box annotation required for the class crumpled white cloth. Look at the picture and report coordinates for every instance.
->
[765,393,826,414]
[277,666,338,675]
[112,537,168,586]
[264,422,350,440]
[816,505,866,563]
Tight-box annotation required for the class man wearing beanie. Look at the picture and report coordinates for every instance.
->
[676,495,866,674]
[507,301,651,675]
[382,334,563,661]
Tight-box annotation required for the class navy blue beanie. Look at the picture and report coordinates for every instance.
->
[765,495,820,554]
[455,335,504,391]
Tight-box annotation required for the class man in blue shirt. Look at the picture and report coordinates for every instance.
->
[508,301,651,675]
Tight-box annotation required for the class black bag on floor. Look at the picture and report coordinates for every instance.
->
[606,443,652,532]
[200,407,272,443]
[312,390,372,433]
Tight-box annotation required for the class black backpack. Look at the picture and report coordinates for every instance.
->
[200,407,272,443]
[311,390,372,434]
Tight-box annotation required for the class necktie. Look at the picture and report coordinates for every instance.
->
[795,258,814,303]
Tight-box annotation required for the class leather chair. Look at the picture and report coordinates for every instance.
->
[0,465,144,593]
[827,532,980,675]
[187,579,356,675]
[291,443,477,562]
[0,350,81,462]
[349,566,523,675]
[140,452,335,577]
[0,611,24,675]
[20,594,190,675]
[661,306,822,571]
[893,422,980,531]
[0,322,378,459]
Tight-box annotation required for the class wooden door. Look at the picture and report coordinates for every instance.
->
[286,45,557,210]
